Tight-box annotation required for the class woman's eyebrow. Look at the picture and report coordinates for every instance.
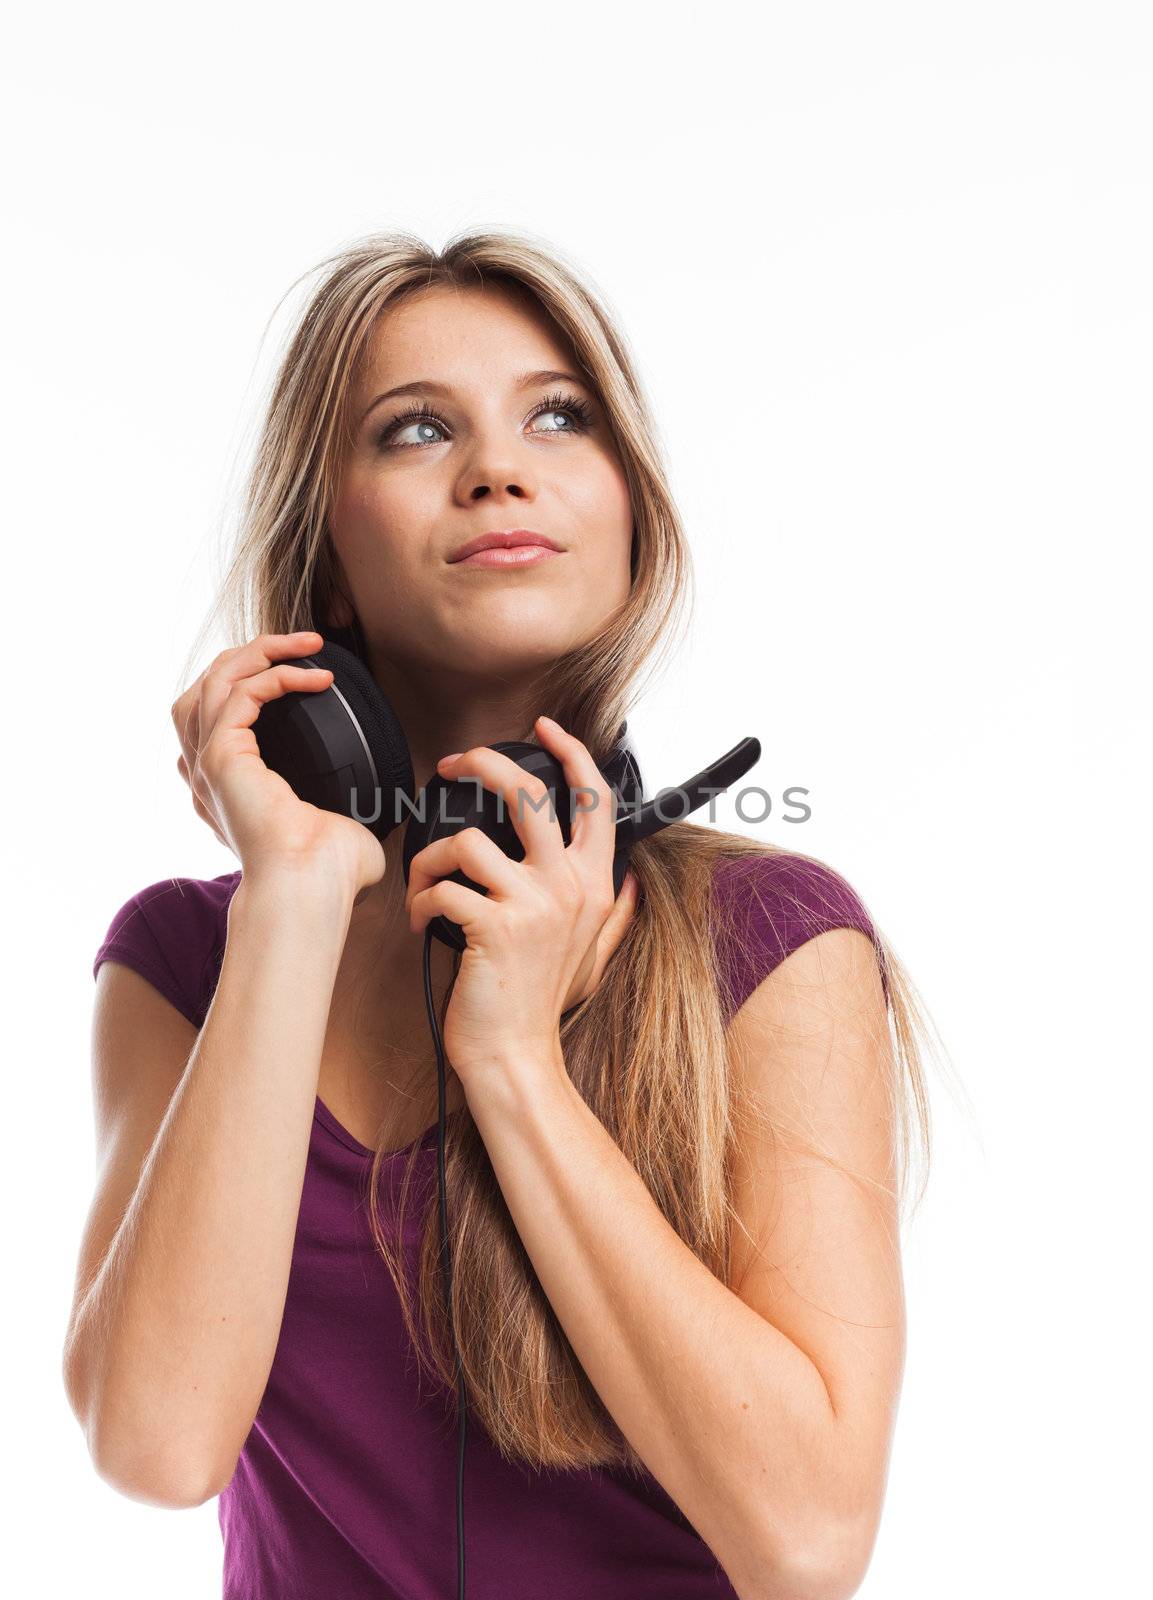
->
[358,368,588,427]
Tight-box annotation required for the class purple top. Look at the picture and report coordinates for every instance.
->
[92,851,882,1599]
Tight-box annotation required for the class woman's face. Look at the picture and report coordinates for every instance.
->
[329,283,634,682]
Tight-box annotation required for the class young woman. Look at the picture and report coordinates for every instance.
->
[64,229,933,1600]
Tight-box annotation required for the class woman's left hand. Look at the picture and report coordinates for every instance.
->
[404,715,640,1087]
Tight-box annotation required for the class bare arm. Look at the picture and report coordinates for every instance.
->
[63,629,385,1509]
[63,864,356,1507]
[462,928,903,1600]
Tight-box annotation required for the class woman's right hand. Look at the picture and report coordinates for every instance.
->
[172,631,386,898]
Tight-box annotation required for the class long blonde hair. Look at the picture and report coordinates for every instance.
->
[185,226,943,1473]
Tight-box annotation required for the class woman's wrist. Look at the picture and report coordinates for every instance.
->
[233,851,360,926]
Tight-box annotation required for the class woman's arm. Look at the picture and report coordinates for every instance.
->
[463,926,904,1600]
[63,863,356,1508]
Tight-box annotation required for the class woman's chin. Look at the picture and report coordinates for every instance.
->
[447,597,593,658]
[451,635,580,679]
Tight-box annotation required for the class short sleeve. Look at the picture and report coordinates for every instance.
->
[92,872,242,1029]
[711,851,890,1024]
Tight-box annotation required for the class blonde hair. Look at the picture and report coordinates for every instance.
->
[186,226,943,1472]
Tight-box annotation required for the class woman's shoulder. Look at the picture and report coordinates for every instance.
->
[92,870,243,1029]
[709,846,887,1020]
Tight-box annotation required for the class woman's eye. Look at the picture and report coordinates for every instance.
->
[528,407,579,435]
[388,417,448,449]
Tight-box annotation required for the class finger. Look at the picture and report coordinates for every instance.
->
[173,632,323,765]
[572,871,640,1003]
[197,632,326,758]
[171,685,202,769]
[179,740,229,840]
[214,630,326,679]
[531,716,616,854]
[183,683,203,767]
[409,878,491,939]
[404,827,521,910]
[199,662,334,772]
[435,746,565,865]
[178,752,228,846]
[594,869,640,966]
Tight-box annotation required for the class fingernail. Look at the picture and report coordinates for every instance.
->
[438,752,463,764]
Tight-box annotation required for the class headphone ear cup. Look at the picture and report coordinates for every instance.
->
[308,640,416,836]
[252,636,416,843]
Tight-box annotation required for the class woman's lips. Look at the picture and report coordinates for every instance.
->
[452,545,562,568]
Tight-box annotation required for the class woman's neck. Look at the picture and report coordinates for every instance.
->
[362,642,545,791]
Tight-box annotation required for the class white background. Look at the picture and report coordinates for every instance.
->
[5,2,1148,1594]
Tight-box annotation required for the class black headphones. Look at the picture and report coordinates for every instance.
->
[252,617,762,1599]
[252,618,762,953]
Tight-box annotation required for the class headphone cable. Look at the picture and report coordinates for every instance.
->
[423,926,468,1600]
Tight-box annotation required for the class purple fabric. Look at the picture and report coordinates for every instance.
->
[92,851,882,1598]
